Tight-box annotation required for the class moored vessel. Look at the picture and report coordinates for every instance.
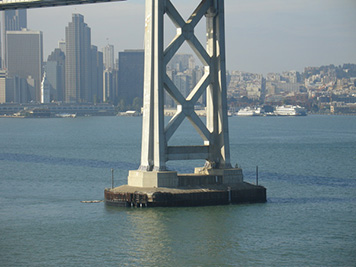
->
[236,107,261,116]
[274,105,307,116]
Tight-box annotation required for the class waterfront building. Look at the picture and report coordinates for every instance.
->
[0,70,7,103]
[0,71,28,104]
[118,49,144,106]
[6,29,43,102]
[40,72,50,103]
[65,14,91,103]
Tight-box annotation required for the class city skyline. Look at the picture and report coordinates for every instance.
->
[25,0,356,75]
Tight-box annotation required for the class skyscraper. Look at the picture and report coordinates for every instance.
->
[45,48,65,102]
[103,44,116,103]
[65,14,91,103]
[1,9,27,68]
[118,49,144,106]
[103,68,113,103]
[103,44,114,70]
[90,45,103,104]
[6,29,43,102]
[2,10,27,30]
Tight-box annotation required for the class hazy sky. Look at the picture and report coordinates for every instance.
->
[27,0,356,74]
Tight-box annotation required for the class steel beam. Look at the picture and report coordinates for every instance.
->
[139,0,231,171]
[0,0,125,10]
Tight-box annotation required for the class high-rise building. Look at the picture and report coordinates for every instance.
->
[173,72,191,98]
[1,9,27,68]
[103,69,114,103]
[6,29,43,102]
[118,49,144,106]
[45,48,65,102]
[58,40,66,54]
[0,72,29,104]
[65,14,91,103]
[103,44,114,70]
[111,68,119,104]
[167,54,195,72]
[0,70,7,103]
[2,10,26,30]
[90,45,103,104]
[103,44,116,103]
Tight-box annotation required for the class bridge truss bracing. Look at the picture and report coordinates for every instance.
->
[1,0,235,187]
[139,0,231,172]
[0,0,125,10]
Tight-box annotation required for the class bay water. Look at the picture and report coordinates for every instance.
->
[1,115,355,266]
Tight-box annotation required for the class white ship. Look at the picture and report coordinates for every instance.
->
[56,113,77,118]
[236,107,261,116]
[274,105,307,116]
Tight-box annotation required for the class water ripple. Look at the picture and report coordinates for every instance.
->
[268,197,356,204]
[244,170,356,188]
[0,152,138,170]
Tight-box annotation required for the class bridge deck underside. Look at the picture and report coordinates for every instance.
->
[0,0,125,10]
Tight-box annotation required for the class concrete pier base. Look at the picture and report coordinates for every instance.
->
[106,168,266,207]
[104,182,266,207]
[128,170,178,188]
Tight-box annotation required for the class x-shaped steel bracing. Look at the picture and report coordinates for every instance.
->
[164,0,212,144]
[140,0,231,171]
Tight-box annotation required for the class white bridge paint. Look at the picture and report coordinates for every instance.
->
[139,0,231,172]
[128,0,241,188]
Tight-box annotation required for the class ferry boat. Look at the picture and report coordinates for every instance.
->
[236,107,261,116]
[56,113,77,118]
[274,105,307,116]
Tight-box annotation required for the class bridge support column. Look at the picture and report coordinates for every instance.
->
[128,0,241,188]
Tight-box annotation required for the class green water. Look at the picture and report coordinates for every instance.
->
[1,115,355,266]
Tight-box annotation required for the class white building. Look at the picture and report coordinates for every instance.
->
[41,72,50,103]
[103,44,115,70]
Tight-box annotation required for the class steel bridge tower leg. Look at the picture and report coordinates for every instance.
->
[128,0,241,188]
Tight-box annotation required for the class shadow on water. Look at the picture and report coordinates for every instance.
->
[0,152,138,170]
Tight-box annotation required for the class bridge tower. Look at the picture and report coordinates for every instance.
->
[128,0,243,188]
[0,0,265,205]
